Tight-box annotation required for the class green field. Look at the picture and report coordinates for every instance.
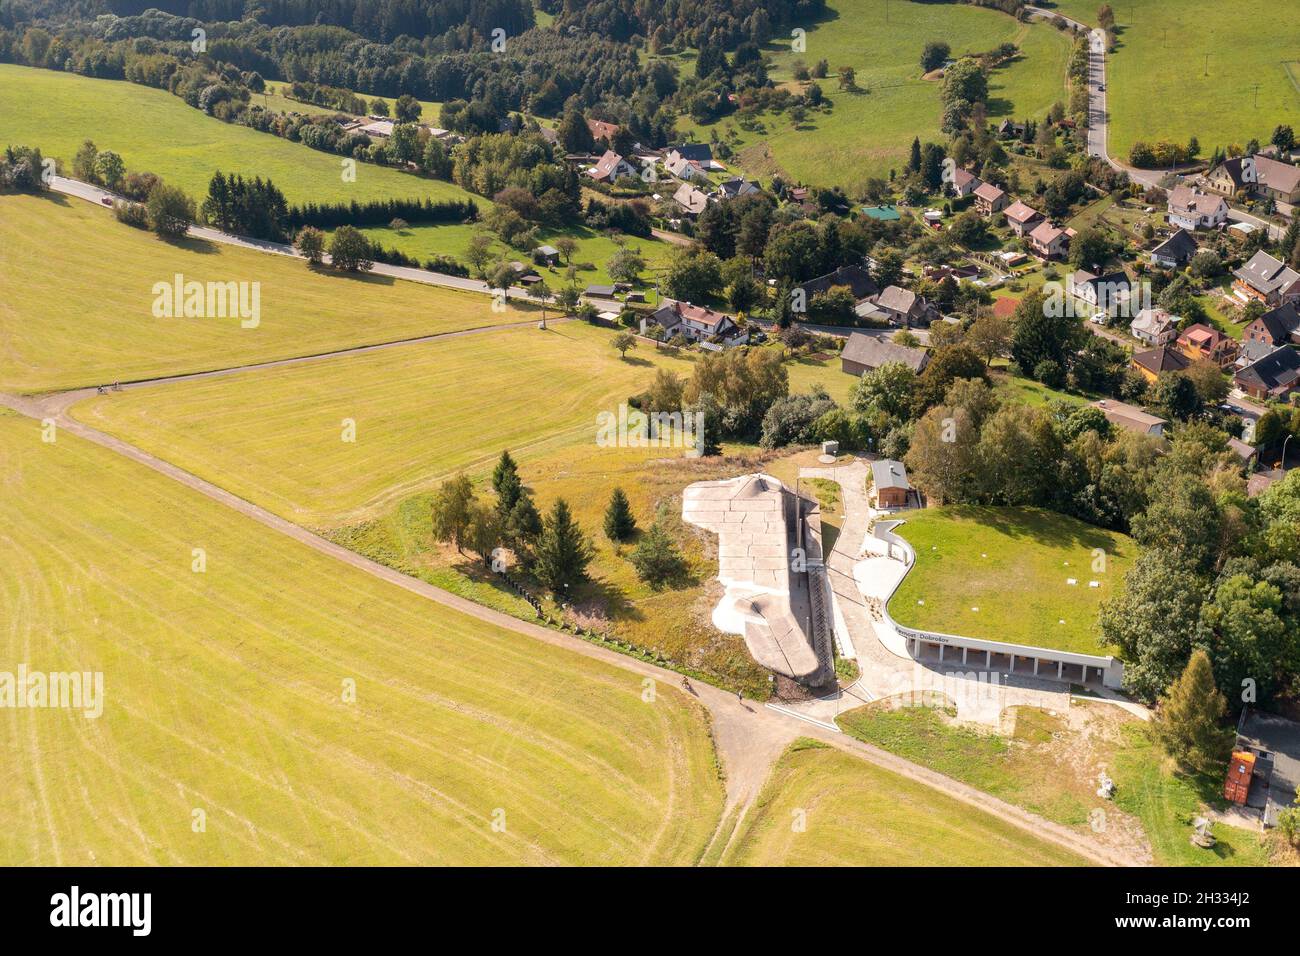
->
[72,321,703,526]
[721,740,1089,865]
[679,0,1072,191]
[0,194,525,393]
[0,64,477,207]
[888,506,1135,654]
[0,410,724,864]
[1051,0,1300,156]
[358,220,674,294]
[838,700,1273,866]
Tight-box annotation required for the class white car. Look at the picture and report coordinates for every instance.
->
[1089,311,1108,325]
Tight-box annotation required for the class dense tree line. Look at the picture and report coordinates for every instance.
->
[200,171,289,240]
[286,196,479,230]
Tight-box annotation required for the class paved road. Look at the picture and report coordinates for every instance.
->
[0,383,1133,866]
[49,176,553,303]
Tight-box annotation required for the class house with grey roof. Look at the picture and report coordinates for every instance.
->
[840,332,929,376]
[871,459,917,510]
[1149,228,1198,269]
[1234,345,1300,400]
[1234,250,1300,306]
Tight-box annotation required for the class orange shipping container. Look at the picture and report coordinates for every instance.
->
[1223,751,1255,805]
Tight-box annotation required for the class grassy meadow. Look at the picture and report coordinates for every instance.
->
[838,698,1275,866]
[1051,0,1300,157]
[720,739,1090,865]
[887,506,1135,655]
[0,194,528,392]
[71,321,705,526]
[0,410,724,865]
[677,0,1072,191]
[0,65,479,208]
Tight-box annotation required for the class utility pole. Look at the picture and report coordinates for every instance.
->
[1203,52,1210,77]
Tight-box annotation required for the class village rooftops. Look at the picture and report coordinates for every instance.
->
[1132,345,1190,375]
[587,150,631,181]
[1091,399,1167,436]
[1004,200,1041,224]
[1150,228,1198,264]
[672,182,709,215]
[841,333,929,373]
[586,118,620,141]
[1029,220,1068,245]
[973,182,1005,204]
[1166,185,1227,219]
[871,458,912,491]
[1236,250,1300,297]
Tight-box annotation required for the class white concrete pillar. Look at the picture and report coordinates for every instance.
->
[1057,660,1063,679]
[1008,655,1014,673]
[1034,658,1040,676]
[938,644,945,662]
[962,647,968,665]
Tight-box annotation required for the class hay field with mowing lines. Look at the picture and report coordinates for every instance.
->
[0,64,478,207]
[0,410,723,865]
[888,506,1135,655]
[721,740,1089,866]
[1051,0,1300,156]
[0,194,525,393]
[678,0,1071,191]
[72,321,703,526]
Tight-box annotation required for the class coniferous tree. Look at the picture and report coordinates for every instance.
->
[533,499,594,595]
[629,519,687,589]
[603,488,637,541]
[1151,650,1231,774]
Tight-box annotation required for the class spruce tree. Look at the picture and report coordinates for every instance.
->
[534,499,593,595]
[603,488,637,541]
[1152,650,1231,774]
[630,520,687,589]
[492,449,518,496]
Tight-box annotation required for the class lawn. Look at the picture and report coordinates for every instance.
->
[0,64,477,207]
[720,739,1089,865]
[888,505,1135,655]
[0,410,724,865]
[0,193,525,392]
[679,0,1072,191]
[71,320,704,526]
[1051,0,1300,157]
[357,220,674,294]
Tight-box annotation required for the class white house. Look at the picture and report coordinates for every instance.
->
[1166,185,1228,231]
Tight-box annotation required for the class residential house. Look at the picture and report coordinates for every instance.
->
[1236,337,1281,369]
[1028,220,1072,259]
[949,167,981,198]
[1131,345,1190,382]
[532,244,561,267]
[1234,250,1300,306]
[1244,303,1300,348]
[1070,268,1132,314]
[586,150,637,184]
[1004,201,1044,237]
[642,299,742,345]
[665,143,713,165]
[1149,229,1198,269]
[586,118,621,144]
[672,183,710,218]
[583,284,619,300]
[996,119,1025,139]
[797,263,879,302]
[871,459,917,510]
[1177,323,1238,367]
[1204,154,1300,205]
[1234,346,1300,400]
[1091,399,1167,437]
[1129,307,1178,346]
[717,177,761,200]
[1233,710,1300,828]
[1165,185,1228,230]
[839,332,930,376]
[664,153,708,181]
[973,182,1008,216]
[868,286,938,327]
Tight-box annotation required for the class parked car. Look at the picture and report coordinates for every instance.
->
[100,197,112,206]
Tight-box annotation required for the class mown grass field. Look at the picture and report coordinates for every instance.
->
[0,410,724,865]
[71,321,704,526]
[0,194,526,392]
[0,64,479,208]
[678,0,1072,191]
[720,739,1090,865]
[888,506,1135,654]
[1051,0,1300,156]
